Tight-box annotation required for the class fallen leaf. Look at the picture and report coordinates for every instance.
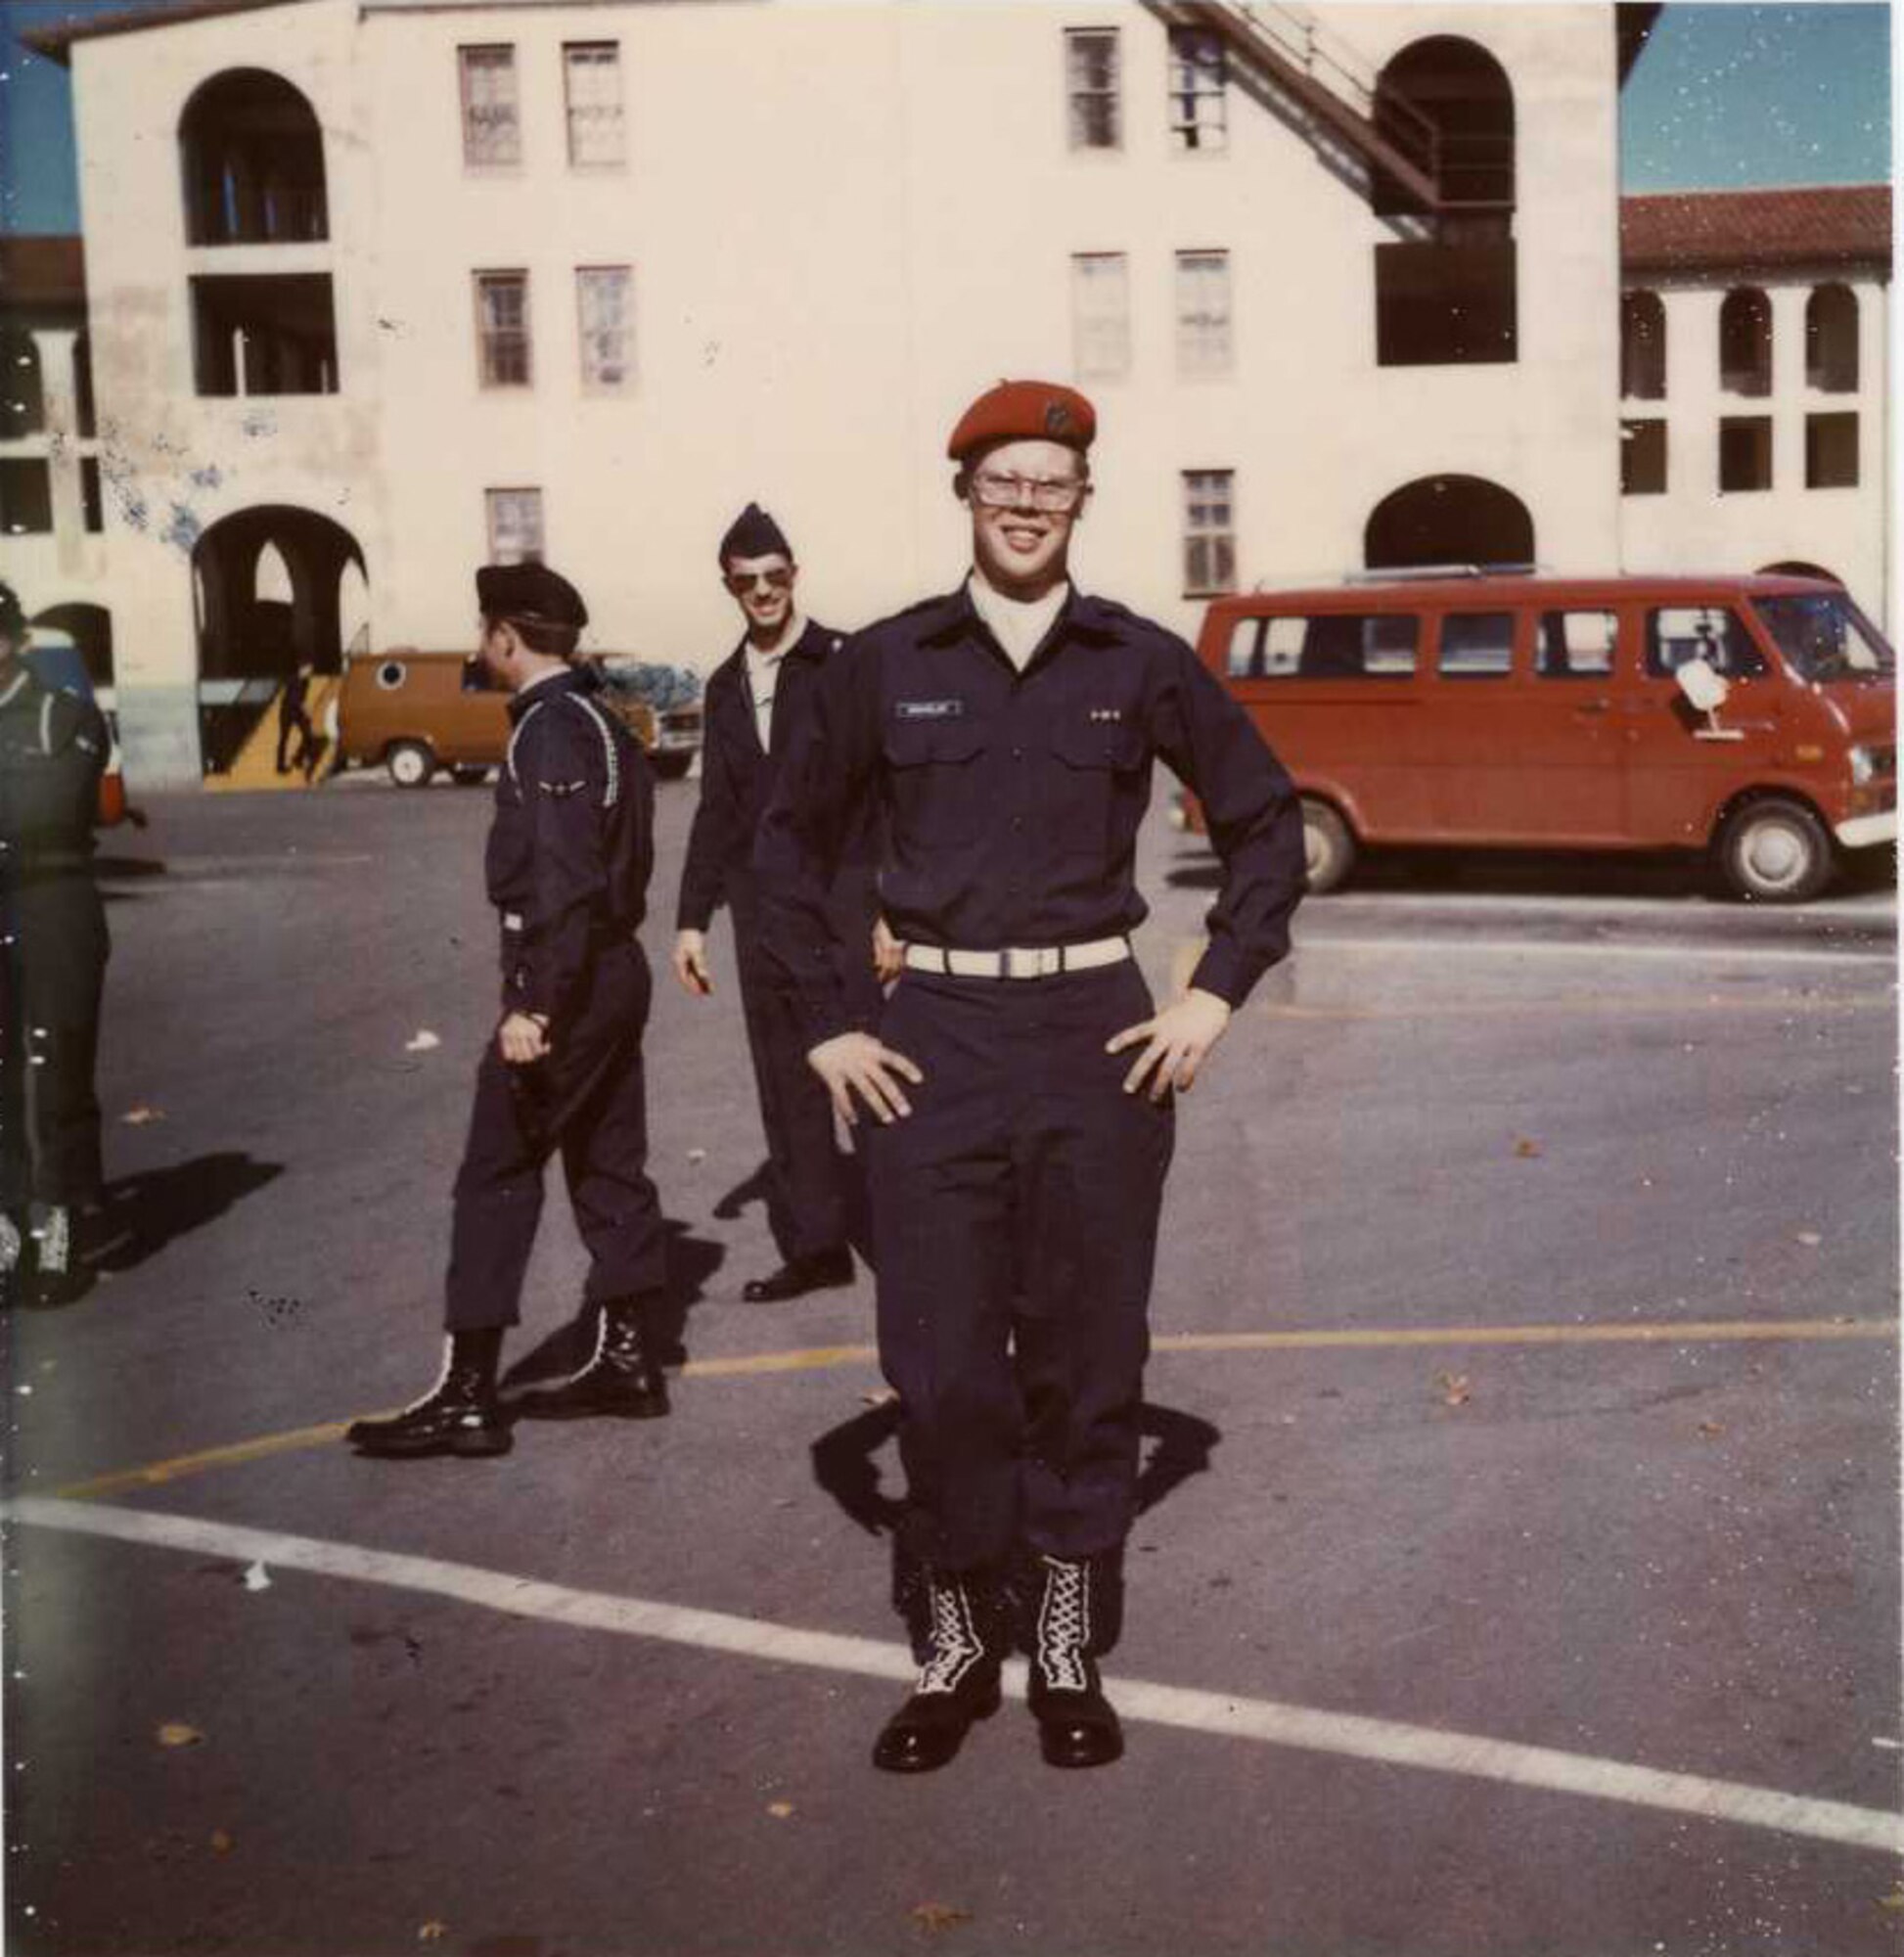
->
[910,1903,973,1934]
[157,1722,204,1749]
[120,1106,165,1126]
[687,1148,707,1164]
[242,1562,272,1593]
[209,1829,234,1854]
[418,1924,449,1944]
[404,1030,441,1054]
[1793,1230,1823,1248]
[1697,1421,1725,1440]
[1512,1137,1543,1160]
[766,1800,794,1819]
[1877,1885,1904,1913]
[1434,1371,1472,1408]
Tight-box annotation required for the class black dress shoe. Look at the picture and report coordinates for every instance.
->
[1027,1553,1123,1768]
[873,1668,1003,1773]
[347,1331,511,1459]
[743,1248,855,1303]
[515,1295,670,1421]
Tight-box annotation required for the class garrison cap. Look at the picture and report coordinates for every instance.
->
[946,380,1097,463]
[0,582,23,642]
[476,561,589,631]
[718,502,793,566]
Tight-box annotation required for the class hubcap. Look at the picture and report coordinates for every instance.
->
[1744,822,1806,887]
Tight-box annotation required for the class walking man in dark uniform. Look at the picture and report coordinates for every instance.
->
[275,661,318,780]
[0,582,112,1305]
[673,503,880,1301]
[757,382,1305,1772]
[347,562,670,1459]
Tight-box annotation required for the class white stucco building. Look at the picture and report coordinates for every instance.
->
[13,0,1885,788]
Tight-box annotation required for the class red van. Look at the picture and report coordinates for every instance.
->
[1191,572,1895,901]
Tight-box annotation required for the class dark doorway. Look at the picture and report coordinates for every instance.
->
[1364,475,1534,570]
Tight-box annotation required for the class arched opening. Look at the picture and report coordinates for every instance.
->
[1,328,45,437]
[191,506,365,772]
[1620,290,1666,399]
[28,604,113,692]
[1364,475,1534,570]
[1758,560,1842,585]
[1719,288,1772,396]
[1372,38,1517,366]
[1805,285,1858,393]
[179,69,329,246]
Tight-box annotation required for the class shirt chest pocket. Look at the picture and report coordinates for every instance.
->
[1044,716,1149,859]
[884,715,991,844]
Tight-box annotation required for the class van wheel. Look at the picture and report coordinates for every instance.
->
[1301,798,1356,894]
[1717,797,1834,902]
[385,741,435,790]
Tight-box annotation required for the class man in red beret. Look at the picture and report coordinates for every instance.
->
[758,380,1305,1773]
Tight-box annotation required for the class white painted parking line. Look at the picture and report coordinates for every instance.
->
[8,1496,1898,1857]
[1296,934,1890,967]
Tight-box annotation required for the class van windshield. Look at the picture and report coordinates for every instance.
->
[1753,593,1894,683]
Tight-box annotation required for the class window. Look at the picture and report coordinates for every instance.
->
[80,457,103,534]
[1621,419,1666,495]
[1536,611,1616,679]
[1645,607,1764,681]
[486,487,544,566]
[1437,612,1514,677]
[1182,470,1235,595]
[1227,611,1420,680]
[1070,253,1130,379]
[1719,289,1771,396]
[72,334,95,438]
[1167,28,1226,152]
[459,45,521,167]
[475,272,531,387]
[191,274,339,395]
[564,43,624,167]
[0,459,53,535]
[1805,285,1859,392]
[1806,411,1858,489]
[1,328,45,435]
[577,266,634,390]
[1718,416,1772,493]
[1375,241,1517,366]
[1175,250,1232,377]
[1066,29,1120,151]
[1619,291,1665,399]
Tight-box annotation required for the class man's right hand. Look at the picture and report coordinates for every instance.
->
[672,928,713,997]
[807,1031,923,1126]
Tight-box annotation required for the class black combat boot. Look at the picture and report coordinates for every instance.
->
[872,1567,1003,1773]
[514,1294,670,1421]
[1026,1553,1123,1768]
[742,1247,855,1302]
[345,1328,511,1459]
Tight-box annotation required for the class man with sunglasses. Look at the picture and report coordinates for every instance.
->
[673,504,879,1302]
[758,381,1305,1774]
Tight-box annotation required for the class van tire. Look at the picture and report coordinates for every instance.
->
[1717,797,1834,903]
[385,741,436,790]
[1301,797,1356,894]
[450,763,491,787]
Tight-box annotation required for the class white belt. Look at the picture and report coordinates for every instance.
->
[902,935,1131,980]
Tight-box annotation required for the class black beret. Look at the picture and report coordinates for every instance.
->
[0,582,23,641]
[718,503,792,566]
[476,562,589,630]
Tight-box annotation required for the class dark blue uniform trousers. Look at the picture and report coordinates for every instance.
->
[444,940,666,1329]
[866,960,1173,1572]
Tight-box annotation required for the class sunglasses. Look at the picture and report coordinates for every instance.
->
[725,568,794,595]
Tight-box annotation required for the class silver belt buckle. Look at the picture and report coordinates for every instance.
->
[1003,946,1048,979]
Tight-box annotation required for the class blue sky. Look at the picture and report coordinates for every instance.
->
[0,0,1894,234]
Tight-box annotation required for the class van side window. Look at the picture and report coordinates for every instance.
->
[1537,610,1617,679]
[1438,613,1515,678]
[1645,607,1765,680]
[1228,614,1417,678]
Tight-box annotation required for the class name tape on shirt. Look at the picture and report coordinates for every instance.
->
[893,699,965,721]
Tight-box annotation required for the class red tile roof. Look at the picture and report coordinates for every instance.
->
[1622,186,1892,276]
[0,237,86,310]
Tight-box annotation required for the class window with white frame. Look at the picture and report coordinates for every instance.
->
[1175,250,1232,376]
[1070,253,1130,379]
[577,266,634,390]
[459,45,521,167]
[1182,470,1236,595]
[486,487,544,566]
[564,43,625,167]
[1167,27,1227,151]
[475,271,531,387]
[1066,29,1121,151]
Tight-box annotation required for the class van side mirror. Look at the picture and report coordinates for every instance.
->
[1675,657,1744,741]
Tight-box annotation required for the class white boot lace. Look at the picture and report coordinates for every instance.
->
[1035,1556,1092,1693]
[916,1573,986,1696]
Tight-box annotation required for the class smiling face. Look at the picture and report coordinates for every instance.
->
[961,437,1089,600]
[723,552,797,644]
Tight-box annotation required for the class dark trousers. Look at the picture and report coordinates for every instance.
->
[444,940,666,1330]
[729,872,876,1264]
[1,874,109,1209]
[865,960,1174,1571]
[276,708,315,775]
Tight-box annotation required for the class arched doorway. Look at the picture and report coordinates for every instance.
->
[28,603,114,691]
[1364,476,1534,570]
[179,68,329,246]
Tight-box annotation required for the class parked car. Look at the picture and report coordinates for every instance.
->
[596,659,703,780]
[1186,570,1894,901]
[337,651,690,787]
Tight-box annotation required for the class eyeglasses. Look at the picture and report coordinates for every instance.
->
[725,568,793,595]
[969,472,1087,514]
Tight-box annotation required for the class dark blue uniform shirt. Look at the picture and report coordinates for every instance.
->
[487,665,654,1026]
[756,582,1306,1044]
[0,666,108,879]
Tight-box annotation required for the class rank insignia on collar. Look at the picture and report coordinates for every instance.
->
[1087,706,1125,723]
[894,698,965,720]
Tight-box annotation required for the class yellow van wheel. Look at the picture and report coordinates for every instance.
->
[1301,797,1356,894]
[385,740,436,789]
[1717,796,1834,903]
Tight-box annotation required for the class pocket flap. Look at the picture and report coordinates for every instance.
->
[884,716,987,768]
[1050,716,1146,771]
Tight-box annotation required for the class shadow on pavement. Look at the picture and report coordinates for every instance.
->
[82,1152,285,1285]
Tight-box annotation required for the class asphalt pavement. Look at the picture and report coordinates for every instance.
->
[2,770,1897,1957]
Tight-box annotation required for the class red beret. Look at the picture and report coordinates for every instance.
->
[946,380,1097,463]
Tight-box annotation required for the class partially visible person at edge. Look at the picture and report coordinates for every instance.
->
[755,381,1305,1774]
[347,562,670,1460]
[0,581,113,1306]
[671,503,884,1303]
[276,660,319,781]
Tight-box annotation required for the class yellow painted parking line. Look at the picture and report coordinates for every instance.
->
[1258,993,1891,1023]
[42,1318,1893,1502]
